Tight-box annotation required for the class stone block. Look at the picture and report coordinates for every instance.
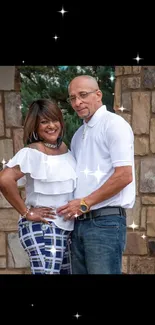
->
[123,66,132,74]
[7,233,30,268]
[147,207,155,236]
[0,209,19,231]
[141,207,146,229]
[14,67,21,91]
[0,103,4,136]
[122,256,128,274]
[122,77,141,90]
[140,158,155,193]
[124,231,147,255]
[0,66,15,90]
[126,197,141,228]
[148,240,155,256]
[5,128,11,138]
[152,91,155,113]
[133,66,141,74]
[0,232,6,255]
[13,128,24,153]
[129,256,155,274]
[24,268,31,274]
[122,92,132,111]
[113,78,121,108]
[132,92,150,135]
[4,92,22,127]
[141,66,155,89]
[150,118,155,153]
[0,139,13,162]
[134,136,149,155]
[0,192,12,208]
[142,196,155,205]
[135,160,140,196]
[115,67,123,76]
[0,269,26,274]
[0,257,6,268]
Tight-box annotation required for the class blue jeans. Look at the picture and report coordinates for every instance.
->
[71,214,126,274]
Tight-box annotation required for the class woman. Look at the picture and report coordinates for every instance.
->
[0,99,77,274]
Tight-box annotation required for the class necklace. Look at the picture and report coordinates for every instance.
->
[43,142,58,149]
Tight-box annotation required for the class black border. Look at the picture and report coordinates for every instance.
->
[0,274,154,319]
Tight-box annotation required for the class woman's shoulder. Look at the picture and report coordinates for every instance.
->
[27,142,43,151]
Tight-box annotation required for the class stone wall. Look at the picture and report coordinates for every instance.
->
[0,66,30,274]
[1,65,155,274]
[114,66,155,274]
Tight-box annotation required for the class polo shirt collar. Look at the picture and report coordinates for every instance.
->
[83,105,107,127]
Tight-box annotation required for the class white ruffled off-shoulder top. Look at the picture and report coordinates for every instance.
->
[6,147,77,231]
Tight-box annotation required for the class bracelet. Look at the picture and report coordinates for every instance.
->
[21,207,30,218]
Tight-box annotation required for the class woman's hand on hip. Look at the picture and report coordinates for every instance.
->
[25,207,56,224]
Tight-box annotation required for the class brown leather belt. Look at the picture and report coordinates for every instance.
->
[76,206,126,221]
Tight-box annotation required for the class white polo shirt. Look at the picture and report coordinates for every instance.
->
[71,105,135,210]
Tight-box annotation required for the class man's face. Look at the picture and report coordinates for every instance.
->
[68,78,102,121]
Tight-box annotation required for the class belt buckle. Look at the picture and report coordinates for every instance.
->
[78,213,87,220]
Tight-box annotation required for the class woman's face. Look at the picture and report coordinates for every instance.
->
[37,117,62,144]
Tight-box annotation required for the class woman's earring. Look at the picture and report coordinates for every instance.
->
[33,132,38,141]
[57,130,64,148]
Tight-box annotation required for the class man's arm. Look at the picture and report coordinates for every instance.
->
[57,165,132,219]
[84,165,132,207]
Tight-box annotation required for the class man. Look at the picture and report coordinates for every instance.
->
[57,75,135,274]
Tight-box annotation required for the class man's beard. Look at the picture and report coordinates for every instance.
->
[79,108,91,119]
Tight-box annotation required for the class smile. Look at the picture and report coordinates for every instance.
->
[46,130,57,134]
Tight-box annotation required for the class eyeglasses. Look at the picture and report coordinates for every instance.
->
[67,90,98,104]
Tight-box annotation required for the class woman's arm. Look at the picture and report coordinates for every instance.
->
[0,166,28,215]
[0,166,56,223]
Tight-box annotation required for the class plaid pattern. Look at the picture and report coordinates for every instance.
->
[18,218,72,274]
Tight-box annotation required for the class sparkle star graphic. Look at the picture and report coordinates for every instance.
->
[133,53,143,64]
[47,245,56,255]
[74,213,79,218]
[1,158,6,169]
[51,246,56,254]
[80,166,92,178]
[109,75,115,82]
[141,234,146,239]
[53,35,59,40]
[90,165,106,184]
[1,158,6,165]
[117,105,126,112]
[128,221,138,231]
[58,7,68,16]
[74,313,81,319]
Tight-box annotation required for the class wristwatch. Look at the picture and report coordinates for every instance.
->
[79,198,90,213]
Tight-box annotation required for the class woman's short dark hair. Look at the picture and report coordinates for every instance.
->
[23,99,65,145]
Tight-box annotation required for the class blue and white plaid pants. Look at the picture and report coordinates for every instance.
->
[18,218,72,274]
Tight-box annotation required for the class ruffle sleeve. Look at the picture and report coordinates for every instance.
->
[5,147,77,194]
